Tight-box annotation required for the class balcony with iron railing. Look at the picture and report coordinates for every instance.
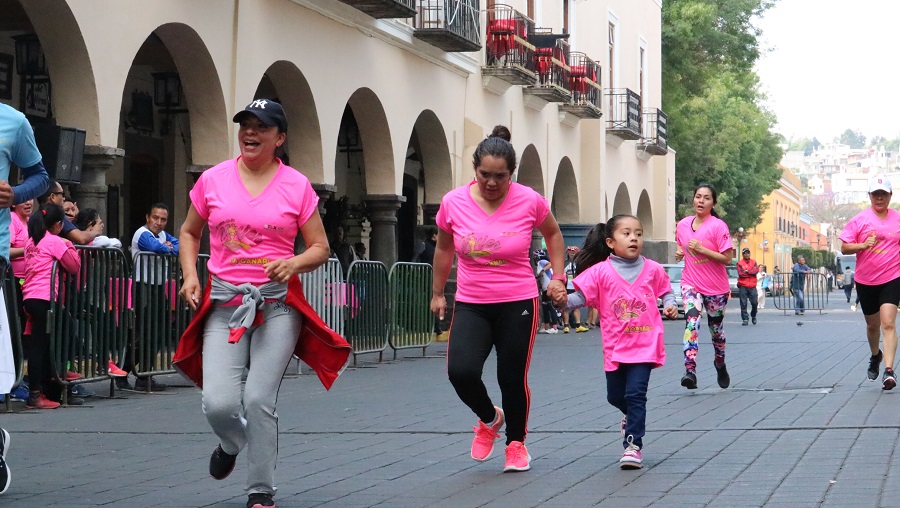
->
[481,4,536,93]
[521,32,571,109]
[637,108,669,158]
[413,0,481,52]
[557,51,602,122]
[605,88,642,145]
[337,0,416,18]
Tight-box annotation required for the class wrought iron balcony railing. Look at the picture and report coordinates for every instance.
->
[337,0,416,18]
[638,108,669,156]
[557,51,602,120]
[414,0,481,52]
[605,88,642,141]
[481,4,536,87]
[522,33,571,105]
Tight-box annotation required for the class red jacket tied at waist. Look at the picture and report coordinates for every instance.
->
[173,275,352,390]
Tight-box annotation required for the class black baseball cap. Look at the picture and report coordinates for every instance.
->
[741,247,750,254]
[232,99,287,132]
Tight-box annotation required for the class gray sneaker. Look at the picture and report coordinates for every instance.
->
[868,350,883,381]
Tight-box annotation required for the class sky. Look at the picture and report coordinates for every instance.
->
[754,0,900,143]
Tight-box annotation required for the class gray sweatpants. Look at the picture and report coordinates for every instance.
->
[201,302,301,495]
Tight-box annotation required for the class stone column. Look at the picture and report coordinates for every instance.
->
[73,145,124,222]
[364,194,406,266]
[421,203,440,226]
[311,183,336,218]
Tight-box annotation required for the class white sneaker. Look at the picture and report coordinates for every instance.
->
[851,304,857,312]
[546,328,559,334]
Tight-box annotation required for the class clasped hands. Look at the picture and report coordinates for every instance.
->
[546,279,567,307]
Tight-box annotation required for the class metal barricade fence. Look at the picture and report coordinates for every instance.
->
[388,262,433,359]
[1,258,23,409]
[131,252,208,384]
[345,260,390,365]
[770,272,830,314]
[49,246,131,402]
[299,258,345,337]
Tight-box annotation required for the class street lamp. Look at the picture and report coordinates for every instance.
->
[152,72,188,135]
[13,34,47,113]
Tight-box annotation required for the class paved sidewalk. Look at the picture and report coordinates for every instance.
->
[2,294,898,507]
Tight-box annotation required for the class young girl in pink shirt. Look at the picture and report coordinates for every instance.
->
[675,183,734,391]
[559,215,677,469]
[22,203,81,409]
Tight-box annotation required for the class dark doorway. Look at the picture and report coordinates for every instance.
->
[399,173,418,261]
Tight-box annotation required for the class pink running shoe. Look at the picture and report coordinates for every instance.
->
[470,406,504,461]
[620,415,627,437]
[107,360,128,377]
[26,394,60,409]
[503,441,531,472]
[620,436,642,470]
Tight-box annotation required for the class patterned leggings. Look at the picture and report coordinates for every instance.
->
[682,288,729,371]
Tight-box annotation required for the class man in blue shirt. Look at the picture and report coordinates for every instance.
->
[791,255,812,316]
[0,103,51,496]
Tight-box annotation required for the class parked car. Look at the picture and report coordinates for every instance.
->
[727,265,739,297]
[658,263,685,315]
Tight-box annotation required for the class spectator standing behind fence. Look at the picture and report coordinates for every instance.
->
[843,267,855,304]
[75,209,122,249]
[22,204,80,410]
[675,183,733,391]
[415,226,441,335]
[175,99,351,508]
[0,102,50,495]
[557,215,677,470]
[118,203,178,392]
[331,225,356,275]
[736,248,760,326]
[7,201,31,399]
[791,256,811,316]
[430,125,567,473]
[839,176,900,390]
[62,198,78,222]
[38,180,101,246]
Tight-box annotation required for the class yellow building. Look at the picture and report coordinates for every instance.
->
[744,166,802,272]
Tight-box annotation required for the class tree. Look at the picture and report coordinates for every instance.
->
[802,193,864,231]
[663,0,782,233]
[836,128,866,148]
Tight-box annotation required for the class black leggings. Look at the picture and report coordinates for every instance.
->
[447,297,539,444]
[23,299,52,394]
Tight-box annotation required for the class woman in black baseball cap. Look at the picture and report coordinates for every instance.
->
[177,98,350,508]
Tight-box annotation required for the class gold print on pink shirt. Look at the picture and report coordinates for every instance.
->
[461,233,508,266]
[611,296,647,321]
[213,219,263,252]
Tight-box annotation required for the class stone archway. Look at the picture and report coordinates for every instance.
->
[636,190,653,238]
[517,144,544,196]
[551,157,579,223]
[613,182,632,216]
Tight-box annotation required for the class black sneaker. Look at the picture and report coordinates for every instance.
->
[0,428,10,495]
[716,364,731,389]
[247,493,275,508]
[868,350,883,381]
[70,384,95,398]
[742,320,748,326]
[115,377,133,390]
[134,377,167,392]
[883,368,897,391]
[680,370,697,389]
[752,317,757,325]
[210,444,237,480]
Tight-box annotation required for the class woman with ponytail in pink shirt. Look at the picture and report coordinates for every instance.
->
[675,183,734,391]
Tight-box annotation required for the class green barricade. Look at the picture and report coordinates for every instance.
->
[48,246,131,400]
[131,252,208,383]
[299,258,345,336]
[388,262,433,359]
[345,260,389,365]
[1,258,23,408]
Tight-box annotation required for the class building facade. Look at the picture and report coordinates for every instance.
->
[0,0,674,264]
[743,167,803,272]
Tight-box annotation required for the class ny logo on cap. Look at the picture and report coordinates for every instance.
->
[249,99,269,109]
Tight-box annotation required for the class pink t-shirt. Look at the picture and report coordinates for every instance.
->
[23,233,80,301]
[189,157,319,285]
[676,215,731,295]
[435,181,549,304]
[573,258,669,371]
[839,208,900,285]
[9,213,27,278]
